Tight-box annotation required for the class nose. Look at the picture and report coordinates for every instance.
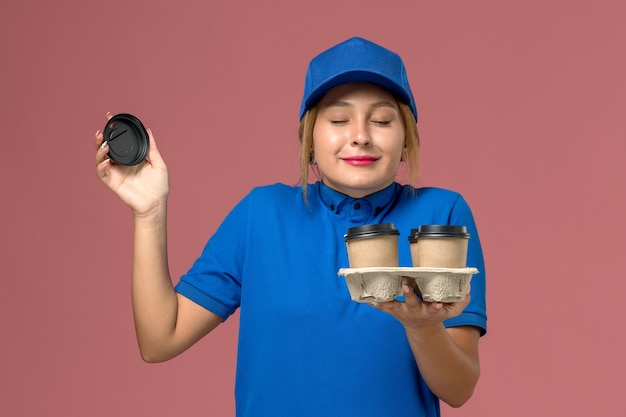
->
[351,121,370,146]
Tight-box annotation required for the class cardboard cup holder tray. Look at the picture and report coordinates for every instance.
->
[338,267,479,303]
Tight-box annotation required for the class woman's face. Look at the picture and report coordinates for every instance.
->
[313,82,405,198]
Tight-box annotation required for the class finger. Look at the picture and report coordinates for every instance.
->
[374,299,397,314]
[402,283,420,307]
[430,302,444,312]
[145,128,164,165]
[148,128,156,150]
[94,129,104,150]
[96,143,110,166]
[95,130,110,164]
[96,155,113,180]
[95,130,109,163]
[96,109,113,150]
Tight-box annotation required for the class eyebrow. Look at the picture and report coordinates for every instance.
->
[325,100,398,110]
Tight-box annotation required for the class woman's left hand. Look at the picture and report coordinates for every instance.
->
[375,284,470,330]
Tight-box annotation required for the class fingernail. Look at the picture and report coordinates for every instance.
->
[95,130,100,137]
[99,140,108,150]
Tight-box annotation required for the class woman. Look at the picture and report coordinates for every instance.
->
[95,37,487,417]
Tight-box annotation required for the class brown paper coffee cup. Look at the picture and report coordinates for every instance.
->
[344,223,400,268]
[408,225,469,267]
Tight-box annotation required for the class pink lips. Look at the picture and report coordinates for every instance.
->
[342,155,378,166]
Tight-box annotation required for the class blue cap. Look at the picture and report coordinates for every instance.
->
[299,37,417,121]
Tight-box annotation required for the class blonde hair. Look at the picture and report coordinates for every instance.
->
[297,100,420,201]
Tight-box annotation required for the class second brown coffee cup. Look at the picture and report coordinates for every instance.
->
[408,225,470,267]
[344,223,400,268]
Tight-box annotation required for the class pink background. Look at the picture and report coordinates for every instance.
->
[2,0,625,415]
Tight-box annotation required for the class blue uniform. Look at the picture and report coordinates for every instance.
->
[175,181,487,417]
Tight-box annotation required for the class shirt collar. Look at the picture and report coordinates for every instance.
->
[316,181,398,218]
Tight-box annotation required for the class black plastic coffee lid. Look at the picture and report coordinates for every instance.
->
[103,113,149,166]
[408,225,470,241]
[344,223,400,241]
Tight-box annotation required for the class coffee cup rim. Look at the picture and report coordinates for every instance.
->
[408,225,470,240]
[344,223,400,241]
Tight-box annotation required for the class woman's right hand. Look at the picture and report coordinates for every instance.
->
[95,113,170,217]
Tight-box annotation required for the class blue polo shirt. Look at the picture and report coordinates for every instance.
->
[175,181,487,417]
